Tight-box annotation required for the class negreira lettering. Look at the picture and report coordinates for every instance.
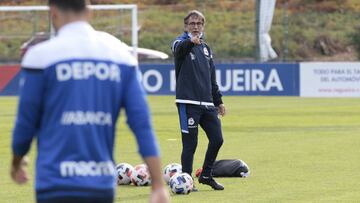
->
[142,69,163,92]
[56,62,120,82]
[216,69,283,91]
[169,68,284,92]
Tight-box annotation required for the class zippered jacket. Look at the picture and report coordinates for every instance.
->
[172,32,223,106]
[12,21,159,200]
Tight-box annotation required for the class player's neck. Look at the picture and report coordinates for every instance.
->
[55,11,89,32]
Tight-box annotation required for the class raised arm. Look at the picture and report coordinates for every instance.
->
[172,38,194,59]
[172,35,201,80]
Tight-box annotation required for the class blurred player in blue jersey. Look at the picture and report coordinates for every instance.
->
[10,1,169,203]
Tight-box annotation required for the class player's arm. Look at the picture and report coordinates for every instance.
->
[172,38,195,59]
[11,67,45,183]
[144,157,170,203]
[122,66,169,203]
[123,66,160,157]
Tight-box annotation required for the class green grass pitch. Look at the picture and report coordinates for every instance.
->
[1,96,360,202]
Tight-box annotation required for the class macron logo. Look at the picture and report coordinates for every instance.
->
[56,62,121,82]
[60,161,115,177]
[61,111,112,126]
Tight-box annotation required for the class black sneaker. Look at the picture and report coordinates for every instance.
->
[198,176,224,190]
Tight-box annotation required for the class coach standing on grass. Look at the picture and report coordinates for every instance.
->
[10,0,169,203]
[171,10,225,191]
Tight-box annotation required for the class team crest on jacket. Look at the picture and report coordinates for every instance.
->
[190,53,196,60]
[188,118,195,125]
[203,47,209,56]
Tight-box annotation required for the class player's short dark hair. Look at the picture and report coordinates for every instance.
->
[48,0,89,12]
[184,10,205,25]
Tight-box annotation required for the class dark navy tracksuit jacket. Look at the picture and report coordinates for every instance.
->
[172,32,223,107]
[172,32,224,176]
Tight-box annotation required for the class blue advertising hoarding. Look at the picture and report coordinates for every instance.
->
[139,63,300,96]
[1,63,300,96]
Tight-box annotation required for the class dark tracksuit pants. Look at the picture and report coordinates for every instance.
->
[177,103,224,177]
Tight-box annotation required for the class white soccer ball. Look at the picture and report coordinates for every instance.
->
[131,164,151,186]
[169,173,193,195]
[116,163,134,185]
[163,163,182,184]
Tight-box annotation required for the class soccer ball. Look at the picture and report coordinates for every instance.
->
[131,164,151,186]
[169,173,193,195]
[163,163,182,184]
[116,163,134,185]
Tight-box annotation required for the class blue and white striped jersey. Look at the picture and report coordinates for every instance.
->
[12,21,159,200]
